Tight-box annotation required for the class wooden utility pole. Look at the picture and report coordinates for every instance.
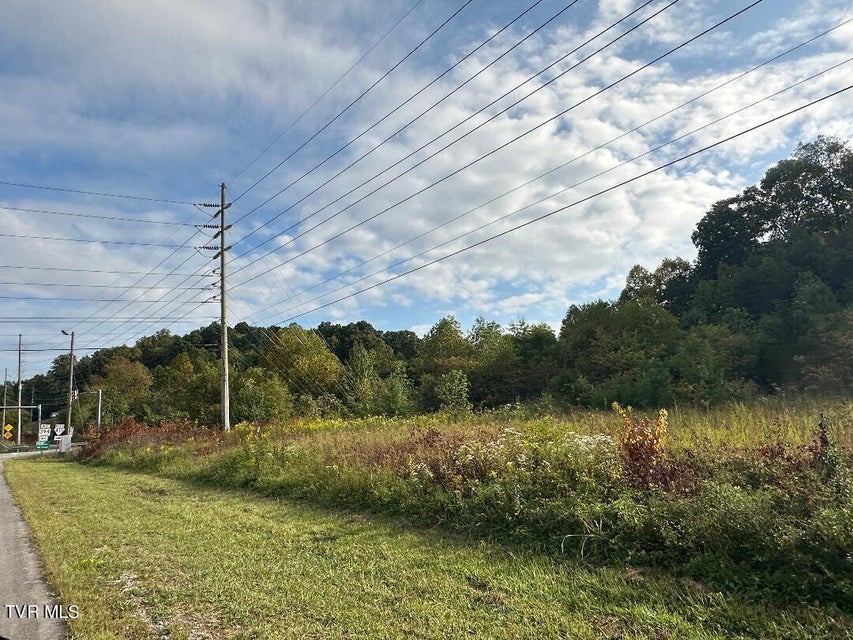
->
[2,368,7,430]
[218,183,231,432]
[17,334,22,445]
[62,330,75,434]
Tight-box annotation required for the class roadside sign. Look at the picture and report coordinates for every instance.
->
[53,424,65,436]
[58,435,72,453]
[38,424,52,443]
[35,442,51,450]
[3,424,12,440]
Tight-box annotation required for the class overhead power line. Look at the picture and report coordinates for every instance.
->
[78,0,723,345]
[0,282,210,289]
[0,231,191,248]
[0,180,199,205]
[0,205,197,226]
[267,84,853,325]
[234,0,743,287]
[74,0,653,345]
[251,56,852,324]
[227,0,428,186]
[230,0,477,205]
[227,0,653,259]
[228,0,567,228]
[247,22,853,320]
[0,264,215,277]
[0,317,215,323]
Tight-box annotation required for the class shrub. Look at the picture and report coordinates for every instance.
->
[435,370,472,415]
[612,402,667,489]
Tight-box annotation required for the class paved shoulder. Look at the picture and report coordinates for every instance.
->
[0,456,68,640]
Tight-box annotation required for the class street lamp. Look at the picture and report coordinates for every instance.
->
[62,330,74,435]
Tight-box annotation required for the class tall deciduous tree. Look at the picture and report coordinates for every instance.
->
[264,325,341,397]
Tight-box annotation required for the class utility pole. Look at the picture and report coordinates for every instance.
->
[62,330,75,435]
[96,389,102,432]
[2,368,7,429]
[17,334,22,446]
[217,183,231,432]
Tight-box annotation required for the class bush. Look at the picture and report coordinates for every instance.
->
[79,406,853,609]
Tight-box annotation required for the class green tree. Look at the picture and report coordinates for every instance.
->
[232,367,292,423]
[794,309,853,394]
[435,369,472,414]
[376,362,415,416]
[556,300,680,407]
[342,343,381,417]
[760,136,852,238]
[414,316,474,379]
[88,357,152,425]
[467,317,517,407]
[692,189,766,282]
[509,320,558,400]
[263,325,342,397]
[670,324,754,405]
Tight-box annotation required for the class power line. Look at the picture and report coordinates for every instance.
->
[37,0,637,352]
[57,1,571,348]
[0,205,197,226]
[0,317,215,323]
[227,0,655,261]
[230,0,476,205]
[0,346,149,352]
[235,0,736,287]
[0,180,199,205]
[0,282,211,290]
[228,0,562,228]
[243,20,853,320]
[0,295,215,303]
[252,57,852,324]
[56,220,213,337]
[80,0,723,344]
[266,84,853,324]
[0,231,192,248]
[0,264,215,277]
[227,0,427,186]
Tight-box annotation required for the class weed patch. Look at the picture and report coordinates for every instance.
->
[82,401,853,612]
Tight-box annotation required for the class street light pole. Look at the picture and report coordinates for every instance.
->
[62,330,75,434]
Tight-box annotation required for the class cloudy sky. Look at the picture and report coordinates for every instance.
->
[1,0,852,378]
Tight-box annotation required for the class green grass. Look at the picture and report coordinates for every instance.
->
[7,458,851,639]
[77,399,853,611]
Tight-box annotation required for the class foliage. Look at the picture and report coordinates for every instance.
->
[435,369,472,415]
[375,362,415,417]
[87,357,152,425]
[611,403,667,489]
[83,401,853,611]
[231,367,292,423]
[15,460,852,639]
[263,324,342,397]
[19,137,853,424]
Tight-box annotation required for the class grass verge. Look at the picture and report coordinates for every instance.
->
[7,458,852,639]
[80,401,853,611]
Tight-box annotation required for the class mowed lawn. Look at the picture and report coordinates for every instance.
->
[6,459,849,639]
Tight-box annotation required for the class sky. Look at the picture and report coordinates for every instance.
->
[1,0,852,380]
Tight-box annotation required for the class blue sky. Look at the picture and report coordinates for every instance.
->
[1,0,852,378]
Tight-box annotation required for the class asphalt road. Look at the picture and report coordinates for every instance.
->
[0,453,67,640]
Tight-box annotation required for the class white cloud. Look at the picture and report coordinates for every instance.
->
[1,0,852,374]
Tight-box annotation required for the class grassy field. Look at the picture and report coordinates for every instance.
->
[6,458,853,639]
[75,399,853,607]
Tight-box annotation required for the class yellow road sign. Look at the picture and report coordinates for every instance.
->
[4,424,12,432]
[3,432,11,440]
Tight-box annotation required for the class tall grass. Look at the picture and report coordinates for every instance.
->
[81,398,853,611]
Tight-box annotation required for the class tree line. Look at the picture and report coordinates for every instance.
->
[16,136,853,427]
